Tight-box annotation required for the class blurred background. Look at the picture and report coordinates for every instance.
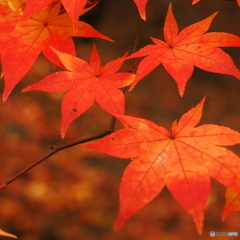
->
[1,0,240,239]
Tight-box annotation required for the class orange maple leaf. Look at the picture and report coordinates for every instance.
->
[132,0,148,20]
[125,3,240,96]
[0,229,17,238]
[82,97,240,233]
[0,1,23,23]
[16,0,90,30]
[0,2,112,102]
[0,0,25,11]
[222,187,240,221]
[23,45,135,137]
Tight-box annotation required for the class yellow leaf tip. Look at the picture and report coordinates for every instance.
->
[2,93,9,102]
[140,13,146,21]
[21,87,28,93]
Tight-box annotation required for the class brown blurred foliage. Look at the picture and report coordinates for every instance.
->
[1,0,240,239]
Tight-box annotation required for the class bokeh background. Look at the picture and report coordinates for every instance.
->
[1,0,240,239]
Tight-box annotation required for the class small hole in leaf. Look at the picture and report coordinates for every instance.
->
[72,108,77,113]
[112,137,115,140]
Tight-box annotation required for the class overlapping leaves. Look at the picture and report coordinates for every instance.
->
[0,1,112,101]
[16,0,90,30]
[0,0,240,236]
[83,98,240,232]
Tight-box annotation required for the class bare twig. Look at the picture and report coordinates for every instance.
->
[0,17,144,190]
[0,130,111,189]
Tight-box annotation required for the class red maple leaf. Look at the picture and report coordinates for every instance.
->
[82,97,240,233]
[222,187,240,221]
[125,3,240,96]
[16,0,90,30]
[0,2,112,102]
[132,0,148,20]
[23,45,135,137]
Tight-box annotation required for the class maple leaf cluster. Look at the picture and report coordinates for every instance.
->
[1,0,240,236]
[0,0,113,102]
[83,98,240,233]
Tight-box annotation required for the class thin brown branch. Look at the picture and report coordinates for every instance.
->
[128,18,144,68]
[108,17,144,132]
[0,130,112,189]
[0,16,144,190]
